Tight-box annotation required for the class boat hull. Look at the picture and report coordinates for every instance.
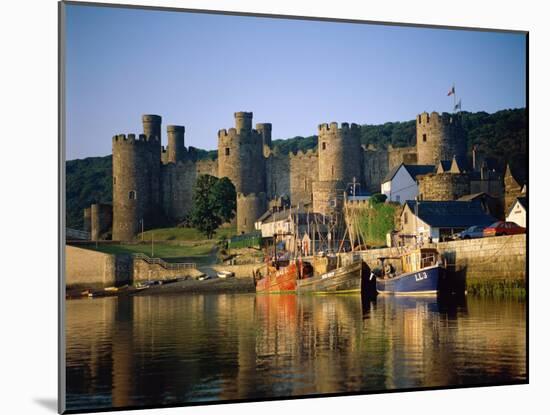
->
[256,262,298,293]
[297,261,365,294]
[376,265,443,295]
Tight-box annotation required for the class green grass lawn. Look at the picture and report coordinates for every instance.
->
[139,226,237,241]
[90,242,213,258]
[82,226,237,264]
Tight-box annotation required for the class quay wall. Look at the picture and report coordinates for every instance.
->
[436,234,526,294]
[341,234,526,294]
[65,245,118,288]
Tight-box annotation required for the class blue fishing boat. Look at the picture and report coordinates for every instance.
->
[375,248,445,295]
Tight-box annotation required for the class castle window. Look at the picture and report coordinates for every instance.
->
[129,190,137,200]
[404,212,408,224]
[423,134,427,142]
[331,165,334,177]
[113,177,116,185]
[244,218,247,225]
[322,142,327,150]
[225,148,230,156]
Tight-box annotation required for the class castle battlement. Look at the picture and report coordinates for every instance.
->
[417,111,456,126]
[112,133,160,144]
[218,127,264,142]
[167,125,185,133]
[318,122,360,134]
[289,148,317,159]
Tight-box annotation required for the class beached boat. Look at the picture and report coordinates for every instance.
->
[296,260,369,294]
[375,248,445,295]
[217,270,235,279]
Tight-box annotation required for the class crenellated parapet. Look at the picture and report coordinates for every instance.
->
[289,148,317,159]
[318,121,361,134]
[112,133,160,144]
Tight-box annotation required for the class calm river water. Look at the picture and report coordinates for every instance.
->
[65,293,526,411]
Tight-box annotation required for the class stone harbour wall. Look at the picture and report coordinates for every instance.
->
[341,234,526,294]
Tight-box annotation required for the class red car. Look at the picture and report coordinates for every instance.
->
[483,221,526,237]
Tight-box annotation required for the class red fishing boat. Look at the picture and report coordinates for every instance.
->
[254,259,313,293]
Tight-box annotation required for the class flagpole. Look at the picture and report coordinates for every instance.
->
[453,82,456,113]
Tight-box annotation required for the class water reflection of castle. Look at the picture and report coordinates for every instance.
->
[65,295,526,410]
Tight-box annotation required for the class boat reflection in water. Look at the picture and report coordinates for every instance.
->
[66,292,526,412]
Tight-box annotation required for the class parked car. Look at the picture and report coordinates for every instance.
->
[483,221,526,237]
[455,225,486,240]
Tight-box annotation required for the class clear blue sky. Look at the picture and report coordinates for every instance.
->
[64,4,526,160]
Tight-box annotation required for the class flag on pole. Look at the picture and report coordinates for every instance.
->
[454,99,462,111]
[447,85,455,96]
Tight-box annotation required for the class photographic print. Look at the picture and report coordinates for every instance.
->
[60,1,527,413]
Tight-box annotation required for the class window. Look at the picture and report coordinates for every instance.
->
[225,148,230,156]
[129,190,137,200]
[244,218,247,225]
[322,142,327,150]
[331,165,334,177]
[113,176,116,185]
[404,212,408,224]
[422,133,427,142]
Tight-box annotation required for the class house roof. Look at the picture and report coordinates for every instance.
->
[405,200,496,228]
[258,209,326,225]
[382,163,435,183]
[457,192,497,202]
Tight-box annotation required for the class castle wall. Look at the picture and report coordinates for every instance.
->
[289,149,318,207]
[312,180,345,216]
[363,146,389,193]
[388,145,417,169]
[91,203,113,241]
[161,161,196,223]
[237,192,267,234]
[266,151,290,200]
[196,158,218,177]
[417,173,470,201]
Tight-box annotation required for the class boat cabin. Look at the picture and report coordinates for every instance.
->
[402,248,439,273]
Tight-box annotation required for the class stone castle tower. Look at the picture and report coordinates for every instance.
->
[416,112,466,166]
[111,115,162,241]
[313,122,362,215]
[218,112,268,234]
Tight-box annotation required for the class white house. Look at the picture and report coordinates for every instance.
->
[381,164,434,204]
[506,196,527,228]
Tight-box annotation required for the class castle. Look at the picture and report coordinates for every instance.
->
[85,110,497,241]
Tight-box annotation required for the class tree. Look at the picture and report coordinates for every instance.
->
[211,177,237,223]
[370,193,387,204]
[190,175,236,239]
